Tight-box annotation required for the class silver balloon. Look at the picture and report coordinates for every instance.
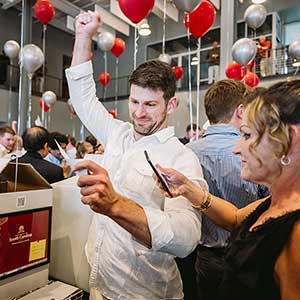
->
[288,40,300,60]
[19,44,44,77]
[158,53,172,65]
[97,31,115,52]
[244,4,267,30]
[4,40,20,59]
[42,91,57,106]
[171,0,200,12]
[232,38,257,66]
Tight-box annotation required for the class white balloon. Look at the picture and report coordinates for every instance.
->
[97,31,115,52]
[158,53,172,65]
[3,40,20,59]
[19,44,44,76]
[42,91,57,106]
[232,38,257,66]
[288,40,300,60]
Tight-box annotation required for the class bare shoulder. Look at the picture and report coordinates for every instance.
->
[274,219,300,299]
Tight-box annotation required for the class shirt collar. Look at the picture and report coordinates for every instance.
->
[203,124,240,138]
[130,126,175,144]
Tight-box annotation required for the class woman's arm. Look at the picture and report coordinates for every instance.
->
[156,165,263,232]
[274,220,300,300]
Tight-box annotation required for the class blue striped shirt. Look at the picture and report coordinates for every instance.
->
[187,124,267,247]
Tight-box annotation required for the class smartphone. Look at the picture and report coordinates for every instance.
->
[144,150,173,198]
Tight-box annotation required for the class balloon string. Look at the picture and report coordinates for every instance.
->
[15,0,26,191]
[27,75,32,129]
[103,52,107,100]
[162,0,166,54]
[48,109,51,128]
[187,28,193,137]
[114,57,119,112]
[80,123,84,141]
[134,26,139,70]
[8,59,13,122]
[42,24,47,127]
[196,38,201,140]
[71,114,75,137]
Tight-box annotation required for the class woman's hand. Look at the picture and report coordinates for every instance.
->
[154,164,207,207]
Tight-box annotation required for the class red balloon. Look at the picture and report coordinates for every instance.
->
[118,0,155,24]
[172,66,184,81]
[39,97,50,112]
[111,38,125,58]
[108,109,117,118]
[99,72,110,86]
[34,0,55,25]
[242,72,260,88]
[184,1,216,38]
[226,61,247,80]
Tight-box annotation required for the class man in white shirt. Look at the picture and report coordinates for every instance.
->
[0,126,15,158]
[67,11,207,300]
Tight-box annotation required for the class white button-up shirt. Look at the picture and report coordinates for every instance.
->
[66,61,207,300]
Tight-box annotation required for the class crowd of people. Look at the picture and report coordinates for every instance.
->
[0,125,104,183]
[1,10,299,300]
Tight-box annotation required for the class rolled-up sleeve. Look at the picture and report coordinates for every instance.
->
[144,195,203,258]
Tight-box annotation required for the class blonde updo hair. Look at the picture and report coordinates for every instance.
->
[245,79,300,166]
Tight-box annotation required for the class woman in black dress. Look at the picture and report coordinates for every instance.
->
[156,79,300,300]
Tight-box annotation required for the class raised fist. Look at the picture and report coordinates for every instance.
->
[75,10,101,39]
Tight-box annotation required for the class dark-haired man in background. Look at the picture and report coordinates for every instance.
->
[18,126,64,183]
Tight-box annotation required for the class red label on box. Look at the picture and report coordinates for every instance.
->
[0,209,51,279]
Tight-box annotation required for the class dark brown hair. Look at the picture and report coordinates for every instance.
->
[129,60,176,104]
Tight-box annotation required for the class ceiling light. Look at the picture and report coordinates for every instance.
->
[251,0,267,3]
[191,56,199,66]
[138,19,151,37]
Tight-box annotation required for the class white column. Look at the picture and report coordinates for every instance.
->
[220,0,235,79]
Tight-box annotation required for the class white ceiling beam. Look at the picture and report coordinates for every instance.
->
[51,0,81,16]
[51,0,129,36]
[1,0,21,10]
[209,0,220,10]
[94,4,130,36]
[153,0,179,22]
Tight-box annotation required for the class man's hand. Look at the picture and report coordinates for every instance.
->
[71,10,101,66]
[74,160,120,215]
[75,10,101,39]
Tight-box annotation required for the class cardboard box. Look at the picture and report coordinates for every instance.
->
[0,161,53,300]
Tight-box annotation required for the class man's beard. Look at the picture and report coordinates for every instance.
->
[132,110,168,137]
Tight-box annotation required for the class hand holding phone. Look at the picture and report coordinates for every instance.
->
[144,150,173,198]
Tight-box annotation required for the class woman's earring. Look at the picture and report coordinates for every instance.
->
[280,155,291,166]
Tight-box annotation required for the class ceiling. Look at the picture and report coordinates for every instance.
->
[0,0,180,37]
